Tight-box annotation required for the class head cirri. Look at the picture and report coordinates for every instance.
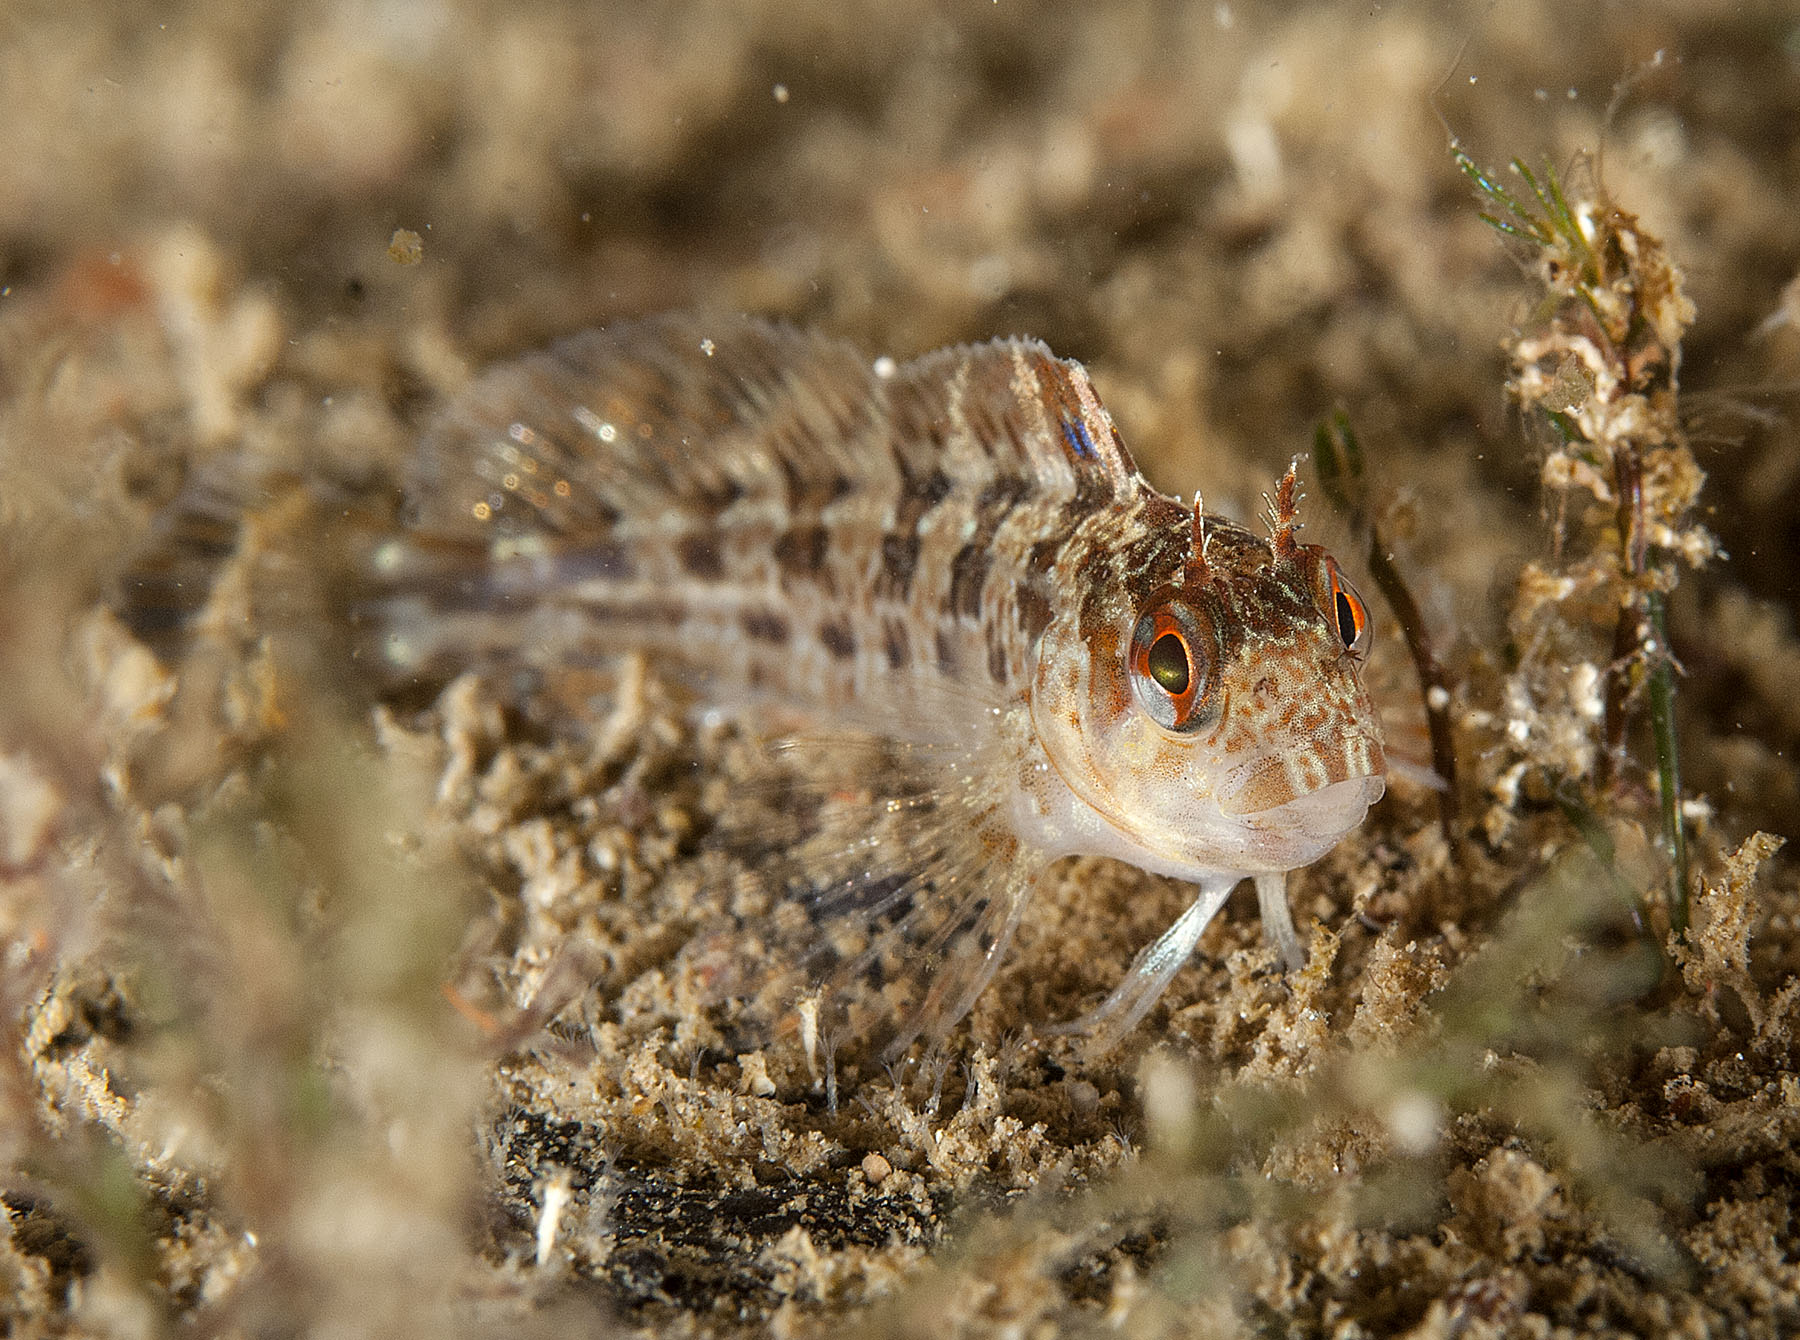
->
[1020,466,1385,886]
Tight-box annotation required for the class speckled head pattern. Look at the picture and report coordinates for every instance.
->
[379,315,1385,1048]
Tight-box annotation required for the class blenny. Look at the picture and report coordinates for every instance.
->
[359,314,1385,1051]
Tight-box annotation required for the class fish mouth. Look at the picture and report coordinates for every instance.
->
[1216,772,1386,871]
[1250,773,1385,833]
[1218,735,1386,819]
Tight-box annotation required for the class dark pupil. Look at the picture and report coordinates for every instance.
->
[1334,590,1358,648]
[1147,633,1190,695]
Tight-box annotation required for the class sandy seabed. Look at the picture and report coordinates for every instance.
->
[3,2,1800,1336]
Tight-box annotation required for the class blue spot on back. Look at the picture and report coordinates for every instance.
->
[1061,417,1097,461]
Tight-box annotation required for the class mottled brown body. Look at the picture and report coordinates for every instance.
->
[387,319,1123,719]
[367,314,1385,1051]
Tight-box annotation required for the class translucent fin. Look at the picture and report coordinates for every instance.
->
[867,860,1034,1061]
[1044,875,1239,1049]
[1255,871,1307,972]
[405,316,879,543]
[406,313,1139,550]
[709,725,1045,1058]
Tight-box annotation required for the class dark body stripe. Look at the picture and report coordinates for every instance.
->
[384,316,1148,719]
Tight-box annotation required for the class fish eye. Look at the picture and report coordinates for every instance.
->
[1147,632,1189,694]
[1129,605,1211,732]
[1326,563,1371,659]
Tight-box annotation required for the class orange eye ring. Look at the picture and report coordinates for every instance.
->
[1326,563,1371,659]
[1129,604,1211,733]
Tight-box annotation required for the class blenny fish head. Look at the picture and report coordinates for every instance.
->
[1028,484,1385,880]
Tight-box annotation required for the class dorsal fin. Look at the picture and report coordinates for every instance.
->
[404,315,1141,545]
[881,335,1141,506]
[405,315,879,541]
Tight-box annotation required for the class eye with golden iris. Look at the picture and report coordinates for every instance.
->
[1129,604,1212,732]
[1325,562,1372,658]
